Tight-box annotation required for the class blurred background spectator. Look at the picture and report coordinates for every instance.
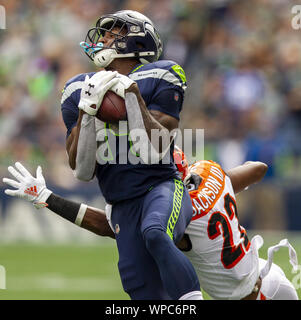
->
[1,0,301,234]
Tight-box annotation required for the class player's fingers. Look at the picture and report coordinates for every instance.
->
[91,70,107,80]
[110,81,124,98]
[96,71,118,85]
[95,70,117,79]
[36,166,45,183]
[183,173,191,185]
[105,71,118,81]
[15,162,32,178]
[4,189,19,197]
[2,178,20,189]
[88,71,105,84]
[100,78,119,93]
[8,165,24,182]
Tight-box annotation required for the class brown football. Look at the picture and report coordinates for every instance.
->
[96,90,127,123]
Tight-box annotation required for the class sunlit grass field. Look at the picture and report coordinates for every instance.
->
[0,233,300,300]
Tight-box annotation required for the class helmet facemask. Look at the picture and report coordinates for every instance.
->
[80,19,128,67]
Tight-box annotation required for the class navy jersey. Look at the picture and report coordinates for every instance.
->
[61,60,187,204]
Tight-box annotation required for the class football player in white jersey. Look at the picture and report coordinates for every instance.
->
[2,153,299,300]
[176,158,298,300]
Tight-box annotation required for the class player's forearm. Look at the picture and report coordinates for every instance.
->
[66,110,97,181]
[227,161,268,194]
[81,206,115,238]
[46,193,115,238]
[125,85,174,160]
[66,111,85,170]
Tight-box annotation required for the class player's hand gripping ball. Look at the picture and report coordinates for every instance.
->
[78,70,119,116]
[96,73,136,124]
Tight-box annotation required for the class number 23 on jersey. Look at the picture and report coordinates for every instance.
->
[208,193,250,269]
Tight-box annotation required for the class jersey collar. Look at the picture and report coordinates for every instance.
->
[129,63,144,75]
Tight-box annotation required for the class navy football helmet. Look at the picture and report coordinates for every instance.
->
[80,10,163,68]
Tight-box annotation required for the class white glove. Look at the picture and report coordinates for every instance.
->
[110,73,136,99]
[78,70,119,115]
[2,162,52,209]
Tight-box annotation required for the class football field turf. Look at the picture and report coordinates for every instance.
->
[0,233,300,300]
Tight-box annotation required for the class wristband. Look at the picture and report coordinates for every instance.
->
[46,193,87,225]
[75,204,88,226]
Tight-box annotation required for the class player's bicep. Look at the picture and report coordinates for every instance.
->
[148,89,182,130]
[66,126,76,155]
[62,105,80,169]
[61,103,79,138]
[149,109,179,131]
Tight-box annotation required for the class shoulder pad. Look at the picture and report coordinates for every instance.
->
[129,60,187,90]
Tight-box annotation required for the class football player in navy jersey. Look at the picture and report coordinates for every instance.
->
[60,10,202,300]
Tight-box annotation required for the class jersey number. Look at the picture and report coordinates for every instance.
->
[207,193,250,269]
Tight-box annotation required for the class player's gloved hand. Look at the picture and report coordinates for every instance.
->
[2,162,52,209]
[110,73,136,99]
[183,172,202,191]
[78,70,119,115]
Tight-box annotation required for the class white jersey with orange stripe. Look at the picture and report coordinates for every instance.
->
[183,160,260,300]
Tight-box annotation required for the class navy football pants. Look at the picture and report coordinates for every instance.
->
[111,178,200,299]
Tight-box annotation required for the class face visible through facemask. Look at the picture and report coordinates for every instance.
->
[98,26,126,48]
[92,26,127,68]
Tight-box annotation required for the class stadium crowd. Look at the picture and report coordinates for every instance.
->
[0,0,300,229]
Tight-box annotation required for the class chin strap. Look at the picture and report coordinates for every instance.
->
[80,41,155,68]
[93,49,120,68]
[93,49,155,68]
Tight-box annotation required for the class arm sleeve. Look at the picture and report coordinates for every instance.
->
[74,113,97,181]
[60,73,97,181]
[46,193,82,224]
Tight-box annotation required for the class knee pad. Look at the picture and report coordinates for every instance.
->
[144,228,170,253]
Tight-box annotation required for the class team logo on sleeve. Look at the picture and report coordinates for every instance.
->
[174,92,179,102]
[115,224,120,234]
